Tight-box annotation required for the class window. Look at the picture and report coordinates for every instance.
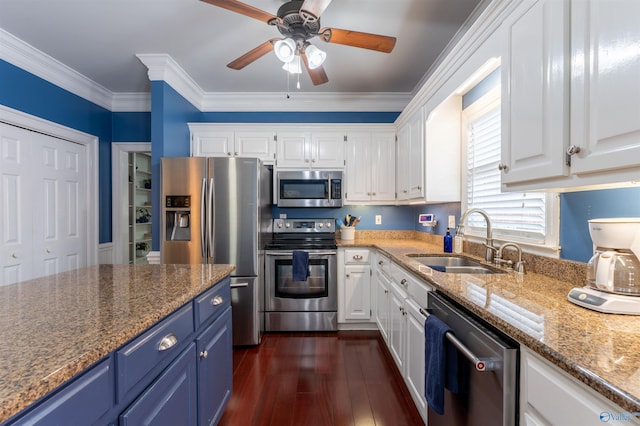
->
[461,78,559,255]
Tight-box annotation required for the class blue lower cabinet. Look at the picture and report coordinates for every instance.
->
[11,357,113,426]
[120,344,198,426]
[197,307,232,426]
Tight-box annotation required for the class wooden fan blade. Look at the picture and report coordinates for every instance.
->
[320,27,396,53]
[200,0,277,24]
[300,0,333,20]
[227,39,277,70]
[302,53,329,86]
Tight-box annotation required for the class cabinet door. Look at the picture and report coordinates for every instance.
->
[276,132,309,167]
[370,132,396,201]
[407,113,424,199]
[396,124,411,201]
[235,131,276,162]
[312,132,345,168]
[197,307,232,426]
[345,132,372,201]
[375,270,390,342]
[192,130,234,157]
[120,344,198,426]
[501,0,570,185]
[570,0,640,175]
[388,281,407,371]
[404,299,428,424]
[344,264,371,321]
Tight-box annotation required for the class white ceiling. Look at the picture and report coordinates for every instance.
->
[0,0,487,97]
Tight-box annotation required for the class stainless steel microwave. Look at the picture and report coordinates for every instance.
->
[276,170,343,207]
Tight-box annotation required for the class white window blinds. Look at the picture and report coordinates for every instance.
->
[465,91,547,243]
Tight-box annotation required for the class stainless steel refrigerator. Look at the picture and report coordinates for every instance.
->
[161,157,272,345]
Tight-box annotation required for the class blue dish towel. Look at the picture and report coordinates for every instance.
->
[292,250,310,281]
[424,314,461,415]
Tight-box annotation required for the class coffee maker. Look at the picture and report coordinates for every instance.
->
[568,218,640,314]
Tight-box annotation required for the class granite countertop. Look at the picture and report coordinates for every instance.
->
[338,236,640,414]
[0,263,235,423]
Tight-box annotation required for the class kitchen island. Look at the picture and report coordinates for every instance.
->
[0,263,235,424]
[338,234,640,418]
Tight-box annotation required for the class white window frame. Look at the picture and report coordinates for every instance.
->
[461,86,560,258]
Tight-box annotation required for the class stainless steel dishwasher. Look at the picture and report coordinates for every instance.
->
[425,291,519,426]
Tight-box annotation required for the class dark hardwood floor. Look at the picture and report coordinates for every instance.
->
[219,331,423,426]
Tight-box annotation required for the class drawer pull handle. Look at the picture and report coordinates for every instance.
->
[158,333,178,351]
[200,350,209,359]
[353,255,363,260]
[211,295,224,306]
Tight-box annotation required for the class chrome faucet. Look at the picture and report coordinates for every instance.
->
[456,208,496,263]
[496,242,526,274]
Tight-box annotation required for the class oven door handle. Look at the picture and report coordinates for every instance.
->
[419,308,497,372]
[266,252,337,256]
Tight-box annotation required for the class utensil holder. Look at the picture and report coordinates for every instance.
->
[341,226,355,241]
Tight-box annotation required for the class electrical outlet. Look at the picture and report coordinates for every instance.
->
[448,215,456,228]
[375,215,382,225]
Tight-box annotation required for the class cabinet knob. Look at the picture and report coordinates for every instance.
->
[11,252,17,259]
[46,248,51,253]
[401,278,407,286]
[566,145,582,156]
[199,350,209,359]
[211,295,224,306]
[498,163,509,172]
[227,152,232,156]
[234,152,238,156]
[372,192,376,196]
[378,260,384,265]
[346,274,350,278]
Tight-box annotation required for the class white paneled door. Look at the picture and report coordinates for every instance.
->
[0,122,87,285]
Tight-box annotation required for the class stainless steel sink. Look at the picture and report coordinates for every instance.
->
[407,254,505,274]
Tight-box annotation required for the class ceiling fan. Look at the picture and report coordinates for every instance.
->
[200,0,397,85]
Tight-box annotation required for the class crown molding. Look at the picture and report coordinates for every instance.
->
[111,93,151,112]
[200,91,411,112]
[0,28,114,111]
[136,53,204,110]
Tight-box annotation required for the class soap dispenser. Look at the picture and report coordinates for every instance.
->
[444,229,453,253]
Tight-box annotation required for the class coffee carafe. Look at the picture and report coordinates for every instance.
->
[586,218,640,296]
[587,249,640,295]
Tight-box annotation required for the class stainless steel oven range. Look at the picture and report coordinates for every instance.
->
[264,218,337,332]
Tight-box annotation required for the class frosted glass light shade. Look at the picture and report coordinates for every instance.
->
[282,55,302,74]
[274,38,296,63]
[305,44,326,69]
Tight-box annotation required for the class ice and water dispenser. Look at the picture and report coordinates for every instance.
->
[165,195,191,241]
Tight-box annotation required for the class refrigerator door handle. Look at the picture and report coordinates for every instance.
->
[207,177,215,261]
[200,178,207,258]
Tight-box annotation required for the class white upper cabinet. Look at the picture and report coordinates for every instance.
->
[189,125,276,163]
[569,0,640,176]
[500,0,570,186]
[276,131,345,169]
[345,130,396,204]
[396,109,423,201]
[501,0,640,191]
[396,98,461,204]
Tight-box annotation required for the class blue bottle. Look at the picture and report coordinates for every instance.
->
[444,229,453,253]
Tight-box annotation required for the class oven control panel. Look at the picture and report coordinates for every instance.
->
[273,218,336,233]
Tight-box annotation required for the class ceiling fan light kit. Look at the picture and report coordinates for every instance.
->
[202,0,397,85]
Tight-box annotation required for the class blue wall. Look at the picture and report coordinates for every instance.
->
[0,59,114,243]
[560,187,640,262]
